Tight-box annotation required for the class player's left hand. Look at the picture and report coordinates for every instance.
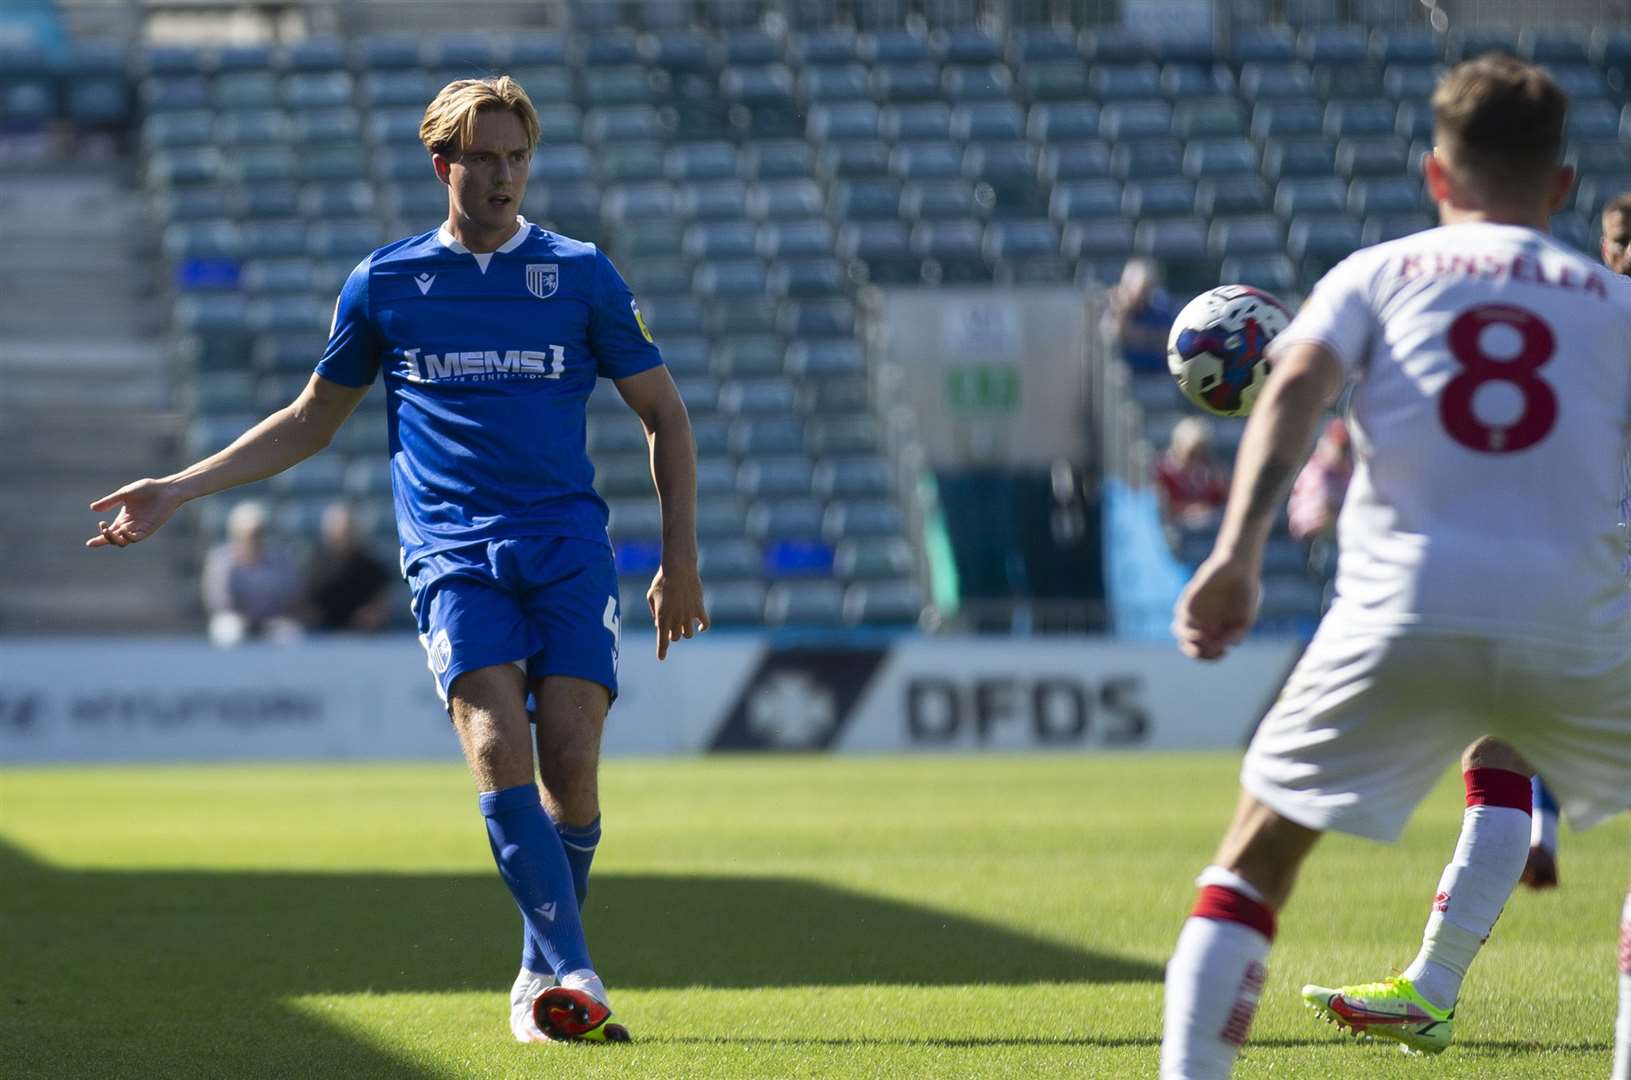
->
[1173,554,1260,661]
[647,561,709,661]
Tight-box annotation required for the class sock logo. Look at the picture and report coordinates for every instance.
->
[1618,918,1630,974]
[1433,891,1451,913]
[536,902,557,923]
[1218,961,1267,1047]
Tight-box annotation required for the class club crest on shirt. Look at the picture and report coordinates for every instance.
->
[525,263,559,299]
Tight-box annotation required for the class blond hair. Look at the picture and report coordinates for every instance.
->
[419,75,539,158]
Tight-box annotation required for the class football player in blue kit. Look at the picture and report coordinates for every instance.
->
[86,75,708,1044]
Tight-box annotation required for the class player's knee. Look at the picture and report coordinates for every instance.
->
[1462,736,1530,775]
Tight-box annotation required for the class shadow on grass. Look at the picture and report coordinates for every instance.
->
[0,838,1159,1077]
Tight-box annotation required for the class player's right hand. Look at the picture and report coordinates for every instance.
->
[86,478,182,549]
[1172,555,1260,661]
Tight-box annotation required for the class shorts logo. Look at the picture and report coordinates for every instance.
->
[526,263,559,299]
[428,628,452,675]
[631,298,654,343]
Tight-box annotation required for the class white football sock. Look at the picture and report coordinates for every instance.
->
[1613,890,1630,1080]
[1161,868,1273,1080]
[1529,777,1557,854]
[1402,803,1530,1010]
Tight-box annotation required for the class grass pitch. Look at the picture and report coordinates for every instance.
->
[2,754,1624,1078]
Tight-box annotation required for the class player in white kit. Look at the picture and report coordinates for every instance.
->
[1158,56,1631,1079]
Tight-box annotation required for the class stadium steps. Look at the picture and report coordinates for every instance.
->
[0,169,193,636]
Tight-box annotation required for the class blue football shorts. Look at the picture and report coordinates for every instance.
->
[407,535,622,707]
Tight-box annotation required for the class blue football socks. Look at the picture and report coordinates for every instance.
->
[479,783,592,980]
[521,814,602,975]
[557,815,602,908]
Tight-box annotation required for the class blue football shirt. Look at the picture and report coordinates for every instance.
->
[316,216,663,568]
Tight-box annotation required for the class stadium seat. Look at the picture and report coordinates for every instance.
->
[679,180,749,221]
[943,63,1013,101]
[1183,139,1259,179]
[713,337,785,380]
[833,536,913,580]
[880,102,952,140]
[1110,139,1184,180]
[952,102,1026,141]
[824,499,905,541]
[1012,27,1080,62]
[699,538,764,582]
[983,219,1060,261]
[744,141,815,180]
[141,75,210,113]
[1316,65,1386,101]
[1061,218,1137,259]
[1049,180,1124,222]
[1039,141,1112,185]
[891,140,964,180]
[1171,98,1247,139]
[686,220,757,259]
[1568,100,1621,139]
[1195,176,1271,216]
[535,104,585,144]
[898,179,978,221]
[695,259,771,299]
[215,72,280,109]
[779,299,856,338]
[1325,100,1396,138]
[1348,176,1423,216]
[820,140,892,180]
[282,72,353,110]
[1382,64,1441,101]
[1022,60,1092,101]
[1572,139,1631,177]
[1238,63,1314,102]
[1209,215,1285,258]
[362,72,430,109]
[873,62,943,103]
[845,581,925,626]
[584,106,667,143]
[829,179,902,220]
[1099,100,1172,139]
[601,143,667,184]
[1262,137,1339,183]
[1288,213,1364,272]
[807,101,881,141]
[761,219,836,258]
[771,259,845,299]
[785,340,866,378]
[1122,179,1197,218]
[739,458,817,499]
[748,499,826,542]
[1250,101,1325,139]
[1220,254,1298,293]
[1162,64,1234,99]
[764,581,846,626]
[1275,177,1349,217]
[730,416,807,456]
[748,179,824,220]
[215,109,289,146]
[1336,136,1412,178]
[607,499,665,539]
[815,457,893,498]
[1092,63,1164,100]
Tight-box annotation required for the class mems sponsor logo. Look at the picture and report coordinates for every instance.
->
[402,345,567,383]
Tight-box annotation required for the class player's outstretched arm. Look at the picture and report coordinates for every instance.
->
[615,365,709,659]
[86,374,369,549]
[1174,343,1344,660]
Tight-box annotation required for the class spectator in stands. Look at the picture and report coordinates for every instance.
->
[202,499,302,646]
[1101,258,1178,376]
[1601,192,1631,276]
[1155,417,1229,550]
[301,501,393,632]
[1288,418,1354,586]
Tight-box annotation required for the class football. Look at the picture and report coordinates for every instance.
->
[1165,284,1293,418]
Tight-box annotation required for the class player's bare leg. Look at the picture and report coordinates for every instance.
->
[1303,737,1532,1055]
[1160,791,1320,1078]
[534,675,609,830]
[449,665,623,1043]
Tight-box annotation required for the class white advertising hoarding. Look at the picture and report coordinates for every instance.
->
[0,637,1302,763]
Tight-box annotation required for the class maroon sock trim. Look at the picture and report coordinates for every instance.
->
[1463,768,1532,812]
[1190,884,1276,942]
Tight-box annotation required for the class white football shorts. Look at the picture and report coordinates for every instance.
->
[1241,618,1631,842]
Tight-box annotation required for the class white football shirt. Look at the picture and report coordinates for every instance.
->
[1271,221,1631,647]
